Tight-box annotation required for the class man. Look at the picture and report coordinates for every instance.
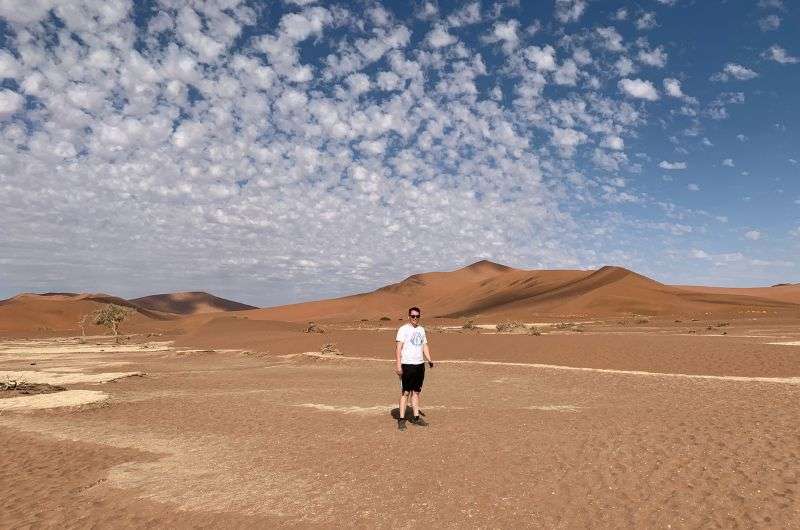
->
[395,306,434,431]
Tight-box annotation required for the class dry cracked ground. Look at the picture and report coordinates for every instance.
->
[2,324,800,528]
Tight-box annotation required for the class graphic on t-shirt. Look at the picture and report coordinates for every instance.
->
[410,331,424,346]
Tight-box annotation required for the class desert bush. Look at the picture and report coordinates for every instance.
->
[380,316,391,321]
[554,322,576,329]
[716,322,730,327]
[304,321,325,333]
[528,327,542,336]
[94,304,132,343]
[320,343,341,355]
[496,321,528,333]
[462,319,476,330]
[635,318,650,324]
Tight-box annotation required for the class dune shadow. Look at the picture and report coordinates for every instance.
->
[390,407,426,420]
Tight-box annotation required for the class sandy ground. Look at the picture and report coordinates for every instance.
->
[2,324,800,527]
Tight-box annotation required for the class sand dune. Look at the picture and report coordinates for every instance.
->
[130,292,257,315]
[3,261,798,335]
[253,261,800,322]
[0,291,245,336]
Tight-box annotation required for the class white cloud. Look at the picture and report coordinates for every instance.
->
[635,13,657,31]
[722,158,735,167]
[551,127,588,157]
[638,47,667,67]
[707,91,745,120]
[663,78,684,97]
[555,0,587,24]
[596,27,624,52]
[763,45,799,64]
[744,230,762,240]
[619,78,659,100]
[446,2,482,27]
[554,59,579,85]
[687,183,699,191]
[279,7,332,42]
[0,89,24,119]
[659,161,687,170]
[426,25,457,48]
[601,135,624,150]
[615,56,636,76]
[345,72,370,96]
[711,63,758,82]
[0,50,20,79]
[736,134,748,142]
[484,19,520,54]
[417,2,438,19]
[0,0,55,24]
[758,14,780,31]
[691,249,710,259]
[524,45,557,71]
[614,8,628,21]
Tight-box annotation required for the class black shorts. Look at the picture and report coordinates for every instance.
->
[401,363,425,393]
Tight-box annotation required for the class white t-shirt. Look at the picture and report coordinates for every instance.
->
[396,323,427,365]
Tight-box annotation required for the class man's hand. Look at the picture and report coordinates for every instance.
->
[428,361,434,368]
[395,364,403,376]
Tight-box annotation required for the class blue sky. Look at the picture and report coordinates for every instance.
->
[0,0,798,306]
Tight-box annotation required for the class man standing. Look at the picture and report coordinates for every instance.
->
[395,306,434,431]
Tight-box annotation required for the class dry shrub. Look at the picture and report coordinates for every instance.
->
[94,303,132,343]
[462,319,476,330]
[304,322,325,333]
[380,316,391,321]
[555,322,576,329]
[320,343,341,355]
[1,380,66,395]
[635,318,650,324]
[496,321,529,333]
[716,322,730,327]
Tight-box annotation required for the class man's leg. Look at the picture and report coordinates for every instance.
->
[411,391,420,418]
[410,391,429,426]
[399,390,409,420]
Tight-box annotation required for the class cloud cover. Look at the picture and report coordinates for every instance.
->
[0,0,798,303]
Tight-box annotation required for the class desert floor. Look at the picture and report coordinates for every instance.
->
[2,319,800,528]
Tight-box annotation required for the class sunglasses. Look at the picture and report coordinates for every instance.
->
[409,314,421,318]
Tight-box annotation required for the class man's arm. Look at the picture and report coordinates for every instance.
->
[395,341,403,376]
[423,343,433,367]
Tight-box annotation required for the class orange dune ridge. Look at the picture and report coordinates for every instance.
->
[130,292,256,315]
[251,261,800,322]
[0,291,251,336]
[2,261,799,335]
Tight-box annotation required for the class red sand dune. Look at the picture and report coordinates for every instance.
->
[0,291,253,336]
[2,262,799,335]
[0,293,166,335]
[253,261,800,322]
[130,292,257,315]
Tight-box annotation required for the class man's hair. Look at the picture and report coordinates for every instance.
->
[408,306,421,315]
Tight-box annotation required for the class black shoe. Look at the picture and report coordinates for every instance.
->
[411,416,429,427]
[397,419,407,431]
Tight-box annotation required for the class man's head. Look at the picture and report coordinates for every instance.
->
[408,307,421,326]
